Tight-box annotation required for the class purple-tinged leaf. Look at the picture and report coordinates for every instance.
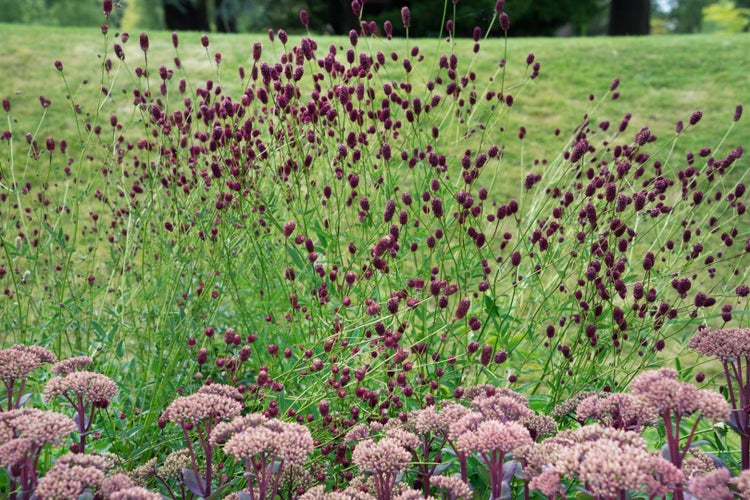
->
[502,460,520,482]
[431,462,452,475]
[182,467,207,497]
[17,392,32,408]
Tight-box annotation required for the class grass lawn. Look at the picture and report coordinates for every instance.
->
[1,24,748,199]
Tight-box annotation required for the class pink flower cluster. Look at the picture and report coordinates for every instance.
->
[525,425,684,498]
[212,412,314,500]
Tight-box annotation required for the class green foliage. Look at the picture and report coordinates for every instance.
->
[702,0,750,33]
[121,0,165,31]
[0,0,125,27]
[668,0,713,33]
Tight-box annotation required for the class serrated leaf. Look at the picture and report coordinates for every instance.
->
[182,467,207,497]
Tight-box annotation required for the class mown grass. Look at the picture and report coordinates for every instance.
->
[2,24,748,200]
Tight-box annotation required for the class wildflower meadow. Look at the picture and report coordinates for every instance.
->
[1,0,749,498]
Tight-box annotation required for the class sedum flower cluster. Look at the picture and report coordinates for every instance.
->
[212,412,314,500]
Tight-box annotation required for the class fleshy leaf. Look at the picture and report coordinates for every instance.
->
[182,467,207,497]
[431,462,452,475]
[502,460,520,482]
[17,392,32,408]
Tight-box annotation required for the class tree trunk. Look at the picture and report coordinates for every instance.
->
[608,0,650,35]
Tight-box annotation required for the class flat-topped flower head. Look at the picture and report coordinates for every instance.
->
[392,488,430,500]
[110,487,162,500]
[689,327,750,360]
[405,405,443,435]
[211,412,268,445]
[161,392,242,425]
[731,469,750,497]
[385,428,420,451]
[223,424,275,460]
[447,410,484,441]
[470,391,534,422]
[558,423,647,449]
[529,468,563,497]
[216,414,313,465]
[682,449,718,479]
[352,437,411,474]
[519,414,558,441]
[629,368,729,420]
[268,421,315,465]
[100,473,136,497]
[50,356,92,375]
[196,382,243,401]
[0,345,53,383]
[154,447,190,479]
[576,392,653,429]
[551,391,598,420]
[430,475,472,499]
[0,408,76,451]
[547,430,683,499]
[0,438,36,469]
[44,370,118,406]
[345,422,372,443]
[130,457,158,484]
[517,439,569,479]
[22,344,56,363]
[300,485,378,500]
[455,420,532,455]
[55,452,109,470]
[35,461,106,499]
[687,467,732,500]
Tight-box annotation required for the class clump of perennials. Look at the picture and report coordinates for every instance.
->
[1,0,749,498]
